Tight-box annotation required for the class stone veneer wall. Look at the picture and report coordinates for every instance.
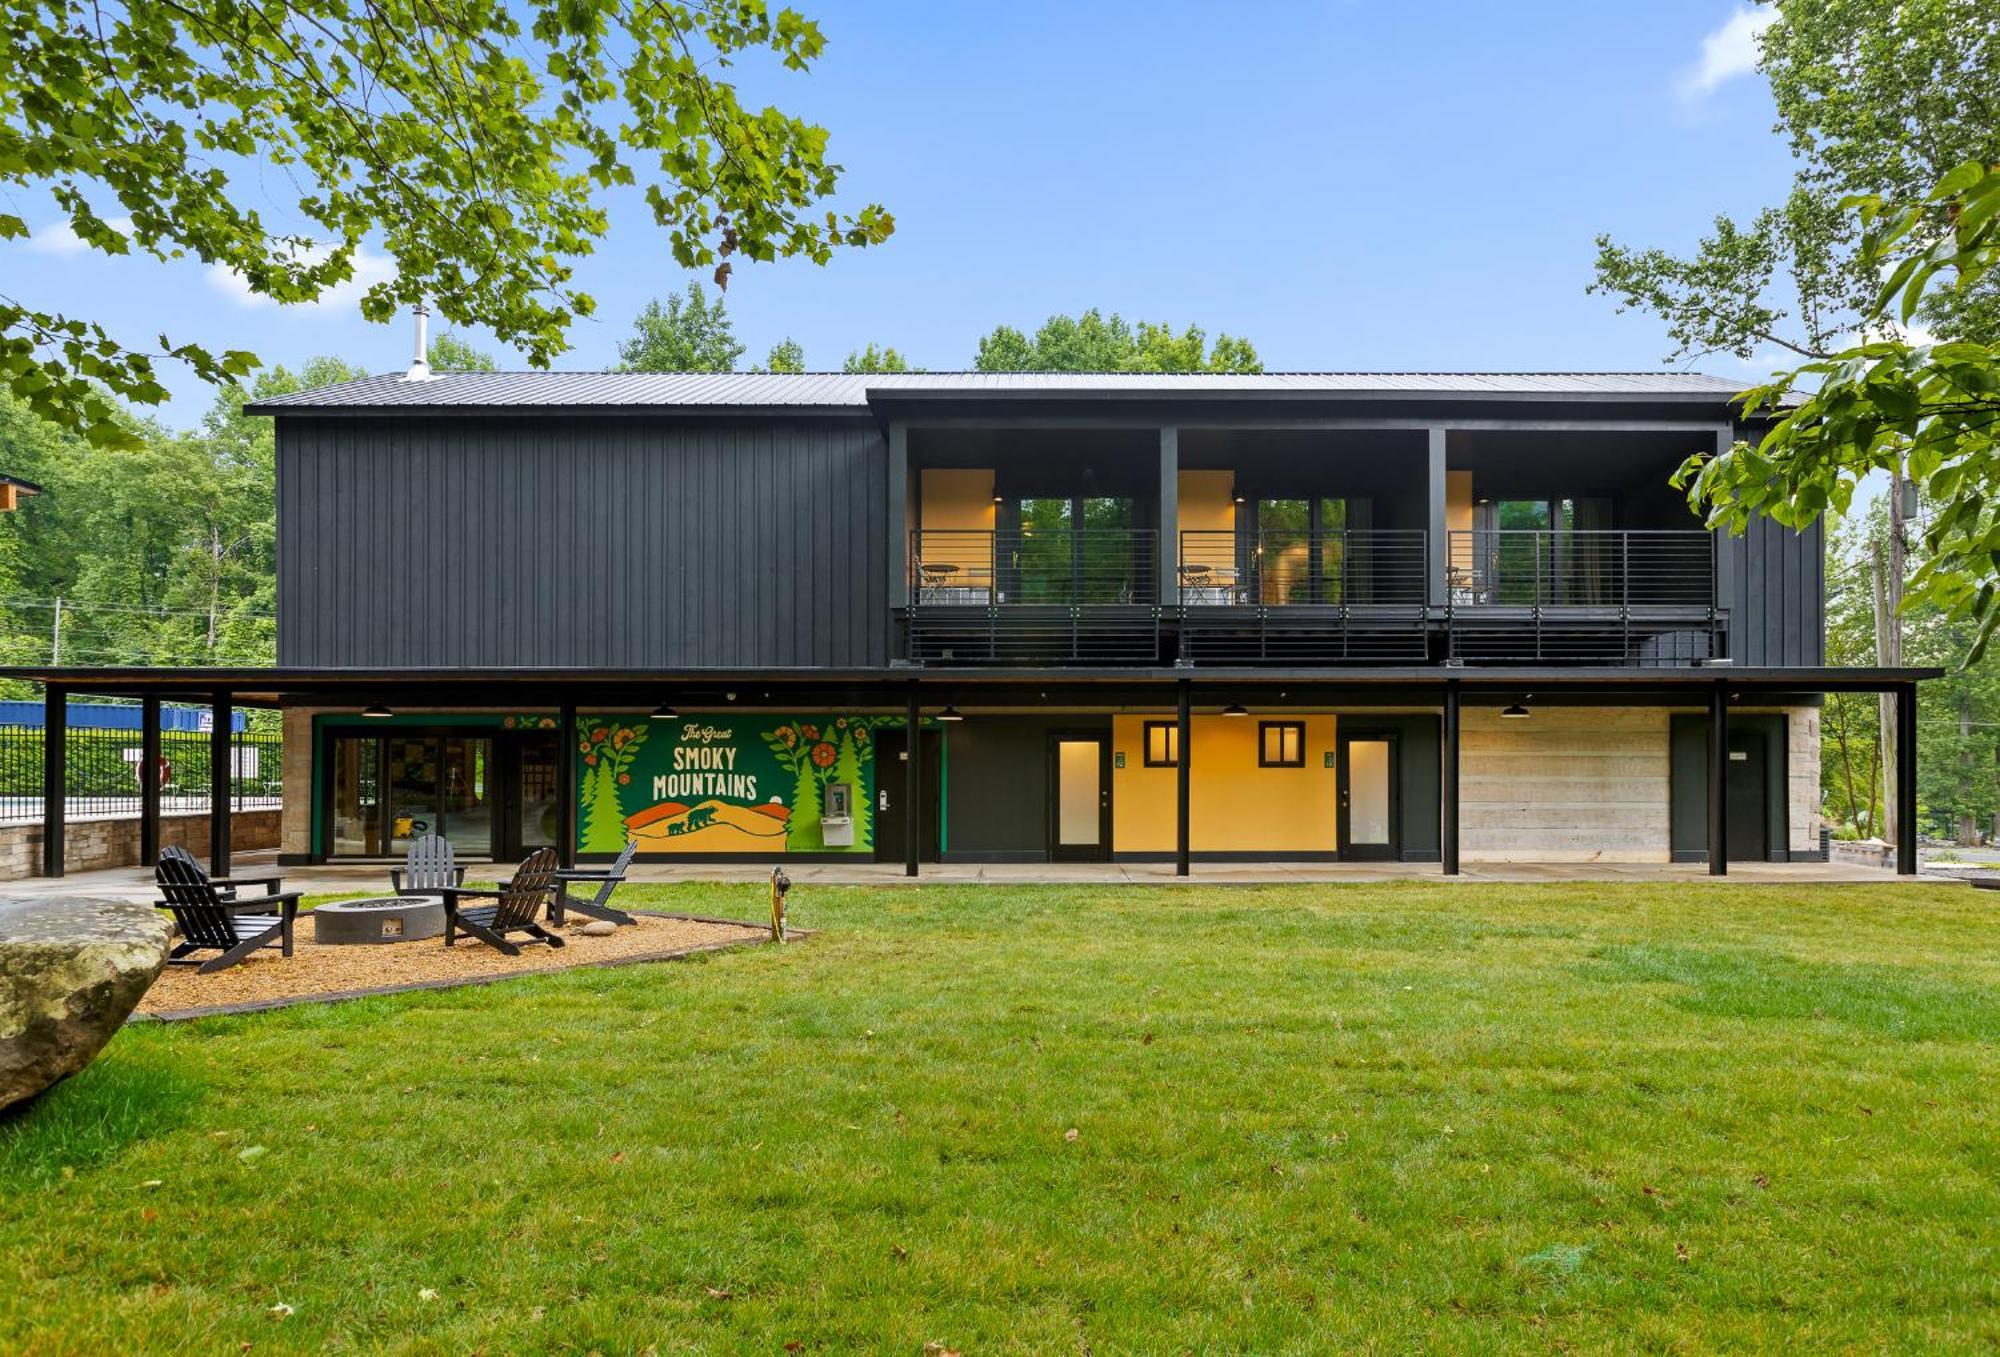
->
[0,809,281,882]
[1461,707,1673,862]
[281,706,316,859]
[1462,704,1823,863]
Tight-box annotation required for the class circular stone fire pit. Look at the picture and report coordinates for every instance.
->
[313,897,446,946]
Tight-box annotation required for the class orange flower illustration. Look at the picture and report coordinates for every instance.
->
[811,741,837,768]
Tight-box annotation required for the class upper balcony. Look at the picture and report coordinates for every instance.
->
[1446,528,1722,664]
[894,424,1737,669]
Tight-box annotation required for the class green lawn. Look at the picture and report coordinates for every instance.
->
[3,882,1996,1353]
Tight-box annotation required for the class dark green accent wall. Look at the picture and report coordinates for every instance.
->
[942,715,1111,861]
[1670,713,1788,861]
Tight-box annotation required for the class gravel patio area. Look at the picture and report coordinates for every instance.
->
[137,911,774,1019]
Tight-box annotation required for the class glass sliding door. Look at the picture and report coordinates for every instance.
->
[1006,495,1140,603]
[438,737,492,857]
[386,735,442,853]
[330,736,381,857]
[1256,498,1313,604]
[1012,497,1073,602]
[327,728,498,859]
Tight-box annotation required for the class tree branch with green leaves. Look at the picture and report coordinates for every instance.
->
[0,0,893,447]
[1680,161,2000,660]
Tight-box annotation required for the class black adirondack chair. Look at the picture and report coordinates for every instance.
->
[552,839,639,926]
[390,832,465,898]
[444,847,564,955]
[155,851,301,974]
[158,843,284,903]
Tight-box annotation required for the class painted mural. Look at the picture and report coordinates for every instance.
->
[578,714,882,854]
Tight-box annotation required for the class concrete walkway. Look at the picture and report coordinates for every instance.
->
[0,852,1935,903]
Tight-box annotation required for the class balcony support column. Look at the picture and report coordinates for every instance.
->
[1426,428,1447,609]
[905,681,920,878]
[1707,680,1728,876]
[1175,679,1191,877]
[1442,680,1460,876]
[1896,681,1918,875]
[557,704,578,868]
[1157,426,1179,606]
[139,694,162,869]
[210,691,233,877]
[40,683,64,878]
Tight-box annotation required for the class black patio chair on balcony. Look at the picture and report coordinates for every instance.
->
[443,847,564,956]
[155,851,300,974]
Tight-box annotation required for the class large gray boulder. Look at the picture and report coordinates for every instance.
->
[0,897,171,1111]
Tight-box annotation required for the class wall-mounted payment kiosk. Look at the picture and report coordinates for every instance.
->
[822,781,855,846]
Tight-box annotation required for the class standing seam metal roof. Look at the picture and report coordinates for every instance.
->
[244,370,1751,412]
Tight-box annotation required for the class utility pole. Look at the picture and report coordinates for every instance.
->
[49,596,61,665]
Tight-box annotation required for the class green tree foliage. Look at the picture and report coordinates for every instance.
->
[761,338,807,374]
[973,310,1262,373]
[616,284,745,373]
[0,356,364,689]
[1824,511,2000,840]
[428,333,498,373]
[843,343,912,373]
[1590,0,1998,361]
[1685,163,2000,657]
[0,0,893,447]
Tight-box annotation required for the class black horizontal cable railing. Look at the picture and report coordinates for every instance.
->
[1445,529,1724,664]
[907,528,1163,663]
[1176,529,1430,663]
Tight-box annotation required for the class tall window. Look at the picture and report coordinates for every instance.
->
[1251,497,1366,604]
[1142,721,1179,767]
[1477,497,1614,604]
[1006,495,1138,603]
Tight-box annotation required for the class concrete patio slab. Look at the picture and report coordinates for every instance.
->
[0,851,1935,904]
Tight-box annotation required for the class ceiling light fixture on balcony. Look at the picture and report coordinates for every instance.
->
[650,702,678,721]
[1221,702,1249,717]
[360,703,393,719]
[937,705,964,722]
[1501,701,1531,719]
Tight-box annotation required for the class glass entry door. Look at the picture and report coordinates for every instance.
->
[1338,731,1399,861]
[327,730,495,859]
[1050,733,1110,861]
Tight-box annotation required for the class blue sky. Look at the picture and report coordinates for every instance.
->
[6,1,1795,424]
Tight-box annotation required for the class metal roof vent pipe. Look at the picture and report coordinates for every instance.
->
[404,304,432,381]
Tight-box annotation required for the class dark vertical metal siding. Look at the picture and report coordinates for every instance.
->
[276,415,889,668]
[1721,514,1824,667]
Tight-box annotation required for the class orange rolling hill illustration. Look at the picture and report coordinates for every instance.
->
[626,798,791,852]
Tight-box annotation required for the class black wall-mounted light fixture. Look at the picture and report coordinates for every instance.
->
[360,704,393,719]
[1501,701,1531,719]
[649,702,678,721]
[937,705,964,722]
[1220,702,1249,717]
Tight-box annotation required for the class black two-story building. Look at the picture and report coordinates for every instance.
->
[18,371,1933,877]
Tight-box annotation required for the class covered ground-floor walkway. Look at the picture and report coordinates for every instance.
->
[2,849,1917,905]
[0,663,1940,883]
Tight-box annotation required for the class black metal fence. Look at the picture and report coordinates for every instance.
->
[0,725,284,823]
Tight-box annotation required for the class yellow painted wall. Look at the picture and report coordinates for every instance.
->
[1446,469,1474,535]
[918,468,996,579]
[1111,714,1339,852]
[1177,470,1236,535]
